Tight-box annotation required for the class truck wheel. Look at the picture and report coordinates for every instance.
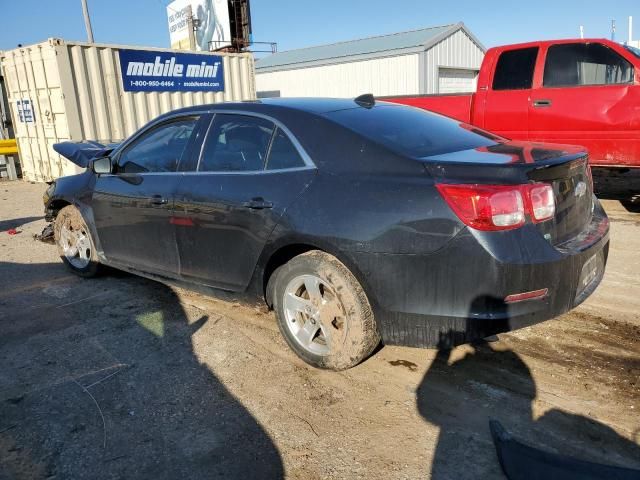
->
[621,197,640,213]
[54,205,100,277]
[271,251,380,370]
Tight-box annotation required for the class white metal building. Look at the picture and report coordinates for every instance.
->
[256,22,485,98]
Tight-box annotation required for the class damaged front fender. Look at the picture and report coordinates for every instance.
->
[43,170,96,221]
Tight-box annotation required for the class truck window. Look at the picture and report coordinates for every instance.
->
[492,47,538,90]
[544,43,633,87]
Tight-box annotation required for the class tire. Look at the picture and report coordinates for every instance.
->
[54,205,100,277]
[621,197,640,213]
[271,250,380,370]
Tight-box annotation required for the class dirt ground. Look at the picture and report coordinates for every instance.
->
[0,180,638,480]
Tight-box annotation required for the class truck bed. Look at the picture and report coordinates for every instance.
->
[382,93,474,124]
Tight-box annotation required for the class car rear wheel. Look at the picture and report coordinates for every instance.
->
[272,251,380,370]
[54,205,100,277]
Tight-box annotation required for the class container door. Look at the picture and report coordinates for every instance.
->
[482,47,539,140]
[529,42,639,167]
[2,42,67,182]
[91,115,201,276]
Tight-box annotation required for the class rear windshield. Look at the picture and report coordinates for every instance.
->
[326,105,498,158]
[624,44,640,59]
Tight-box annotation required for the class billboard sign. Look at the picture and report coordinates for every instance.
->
[167,0,231,51]
[118,49,225,92]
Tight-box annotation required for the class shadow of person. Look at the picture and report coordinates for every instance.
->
[0,261,284,479]
[416,296,640,480]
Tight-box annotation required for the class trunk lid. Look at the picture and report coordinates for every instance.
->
[527,154,594,246]
[423,140,594,244]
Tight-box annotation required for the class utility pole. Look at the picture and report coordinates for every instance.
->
[186,5,196,51]
[81,0,95,43]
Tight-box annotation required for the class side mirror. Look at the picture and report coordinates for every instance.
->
[92,156,112,174]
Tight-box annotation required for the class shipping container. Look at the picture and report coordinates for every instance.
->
[0,38,256,182]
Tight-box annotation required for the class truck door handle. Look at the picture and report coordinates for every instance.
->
[533,99,552,107]
[242,197,273,210]
[150,195,168,205]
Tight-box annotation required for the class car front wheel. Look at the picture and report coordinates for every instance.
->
[54,205,100,277]
[272,251,380,370]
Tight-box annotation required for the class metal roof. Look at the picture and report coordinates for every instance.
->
[256,22,484,72]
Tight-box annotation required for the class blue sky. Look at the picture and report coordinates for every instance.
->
[0,0,638,53]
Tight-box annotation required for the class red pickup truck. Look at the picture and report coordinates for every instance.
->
[386,38,640,204]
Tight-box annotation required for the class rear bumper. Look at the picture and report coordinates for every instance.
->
[351,201,610,349]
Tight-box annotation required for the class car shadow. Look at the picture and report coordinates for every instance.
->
[416,296,640,479]
[0,261,284,479]
[0,216,42,232]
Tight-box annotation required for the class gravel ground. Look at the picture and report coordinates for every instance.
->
[0,180,638,479]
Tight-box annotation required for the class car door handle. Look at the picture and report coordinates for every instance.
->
[533,99,552,107]
[150,195,168,205]
[242,197,273,210]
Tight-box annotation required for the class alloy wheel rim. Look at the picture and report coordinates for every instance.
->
[282,274,346,356]
[59,221,91,269]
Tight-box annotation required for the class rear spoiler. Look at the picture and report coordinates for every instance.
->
[53,141,119,168]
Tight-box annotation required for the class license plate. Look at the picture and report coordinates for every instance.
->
[575,252,603,303]
[580,254,599,290]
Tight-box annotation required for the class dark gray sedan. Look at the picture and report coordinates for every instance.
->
[45,97,609,369]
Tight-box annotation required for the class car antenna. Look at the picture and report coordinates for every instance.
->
[354,93,375,109]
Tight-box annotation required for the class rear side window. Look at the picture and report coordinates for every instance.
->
[266,128,306,170]
[199,114,274,172]
[327,105,498,158]
[119,117,198,173]
[544,43,633,87]
[492,47,538,90]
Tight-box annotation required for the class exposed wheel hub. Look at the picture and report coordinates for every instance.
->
[283,274,346,356]
[59,221,91,269]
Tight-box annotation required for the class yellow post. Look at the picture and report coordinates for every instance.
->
[0,139,19,155]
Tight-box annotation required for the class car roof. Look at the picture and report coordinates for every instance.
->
[261,97,374,113]
[163,97,390,118]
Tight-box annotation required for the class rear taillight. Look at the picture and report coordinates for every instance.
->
[436,184,526,231]
[436,183,556,231]
[528,184,555,222]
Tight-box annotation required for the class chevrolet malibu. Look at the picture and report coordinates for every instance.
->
[45,96,609,370]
